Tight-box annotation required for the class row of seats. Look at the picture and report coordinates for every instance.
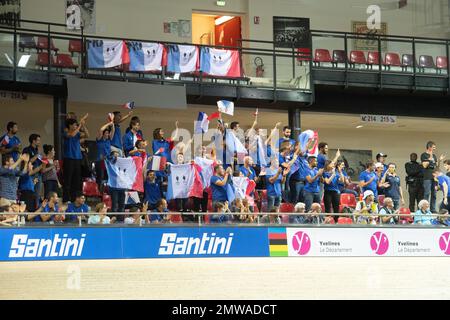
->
[19,35,82,55]
[313,48,449,73]
[35,52,78,71]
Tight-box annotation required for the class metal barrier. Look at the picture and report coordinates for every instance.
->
[0,211,448,228]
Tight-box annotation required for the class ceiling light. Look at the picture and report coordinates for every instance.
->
[215,16,234,25]
[4,53,13,65]
[356,125,363,129]
[18,55,31,68]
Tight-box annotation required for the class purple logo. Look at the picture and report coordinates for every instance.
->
[292,231,311,255]
[370,232,389,255]
[439,232,450,255]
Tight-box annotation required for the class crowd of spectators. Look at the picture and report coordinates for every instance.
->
[0,111,449,227]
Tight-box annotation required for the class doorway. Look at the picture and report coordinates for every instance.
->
[192,13,242,47]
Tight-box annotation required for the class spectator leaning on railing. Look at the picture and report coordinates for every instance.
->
[379,197,399,225]
[88,202,112,225]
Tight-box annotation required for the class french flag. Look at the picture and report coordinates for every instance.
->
[167,45,199,73]
[105,156,144,192]
[298,130,319,157]
[87,40,130,69]
[1,135,9,146]
[200,47,242,77]
[194,111,220,134]
[166,163,204,200]
[123,101,135,110]
[128,41,166,72]
[151,155,166,171]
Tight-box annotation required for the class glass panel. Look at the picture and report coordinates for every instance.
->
[312,34,346,69]
[416,40,448,75]
[382,38,413,73]
[242,40,275,89]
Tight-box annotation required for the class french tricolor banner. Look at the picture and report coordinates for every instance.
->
[122,101,135,110]
[1,134,9,146]
[195,112,209,134]
[200,47,242,77]
[105,156,143,192]
[298,130,319,157]
[128,41,165,72]
[151,155,166,171]
[166,163,204,200]
[217,100,234,116]
[167,45,199,73]
[87,40,130,69]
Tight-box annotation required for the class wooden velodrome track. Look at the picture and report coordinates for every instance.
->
[1,257,450,299]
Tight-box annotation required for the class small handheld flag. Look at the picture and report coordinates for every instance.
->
[123,101,135,110]
[253,108,259,117]
[217,100,234,116]
[207,111,221,121]
[1,135,9,146]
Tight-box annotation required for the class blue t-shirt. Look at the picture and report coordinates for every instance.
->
[337,170,348,190]
[323,171,340,193]
[210,175,228,202]
[152,139,173,163]
[96,138,111,161]
[317,153,327,170]
[63,132,82,160]
[111,123,122,149]
[144,180,162,205]
[33,203,59,222]
[384,174,401,200]
[150,208,168,222]
[303,167,320,193]
[123,130,139,157]
[18,173,35,192]
[438,175,450,197]
[65,202,89,222]
[359,170,378,197]
[0,134,21,162]
[266,173,282,197]
[276,138,295,149]
[22,146,41,169]
[239,166,256,180]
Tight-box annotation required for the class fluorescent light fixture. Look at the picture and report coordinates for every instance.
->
[4,53,13,65]
[18,54,31,68]
[356,125,364,129]
[215,16,234,25]
[216,0,226,6]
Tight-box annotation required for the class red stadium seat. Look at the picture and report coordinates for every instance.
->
[279,202,295,213]
[36,37,59,53]
[337,217,347,224]
[259,190,268,201]
[313,49,332,66]
[19,35,37,52]
[399,207,413,224]
[340,193,357,208]
[349,50,367,67]
[436,56,448,74]
[68,40,82,56]
[83,180,101,197]
[378,195,385,205]
[54,54,78,71]
[296,47,311,62]
[320,202,325,213]
[102,194,112,210]
[36,52,56,69]
[169,213,183,223]
[384,52,401,69]
[366,51,380,68]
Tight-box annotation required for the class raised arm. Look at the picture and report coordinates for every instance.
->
[119,110,133,124]
[171,121,180,142]
[265,122,282,146]
[97,121,114,140]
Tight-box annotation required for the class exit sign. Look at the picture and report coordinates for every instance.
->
[216,0,226,6]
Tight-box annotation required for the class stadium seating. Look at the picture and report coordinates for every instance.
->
[36,37,59,53]
[378,195,385,205]
[18,35,37,52]
[349,50,367,68]
[384,52,401,67]
[332,50,346,66]
[169,213,183,223]
[401,54,415,71]
[436,56,448,74]
[366,51,380,68]
[339,193,357,212]
[68,40,82,56]
[418,55,435,72]
[313,49,332,66]
[83,180,101,198]
[279,202,295,213]
[36,52,56,69]
[54,54,79,71]
[398,207,413,224]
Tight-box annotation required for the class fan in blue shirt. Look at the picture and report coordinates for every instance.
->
[65,193,89,223]
[144,171,162,210]
[433,170,450,210]
[152,121,179,164]
[359,161,379,198]
[0,121,21,162]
